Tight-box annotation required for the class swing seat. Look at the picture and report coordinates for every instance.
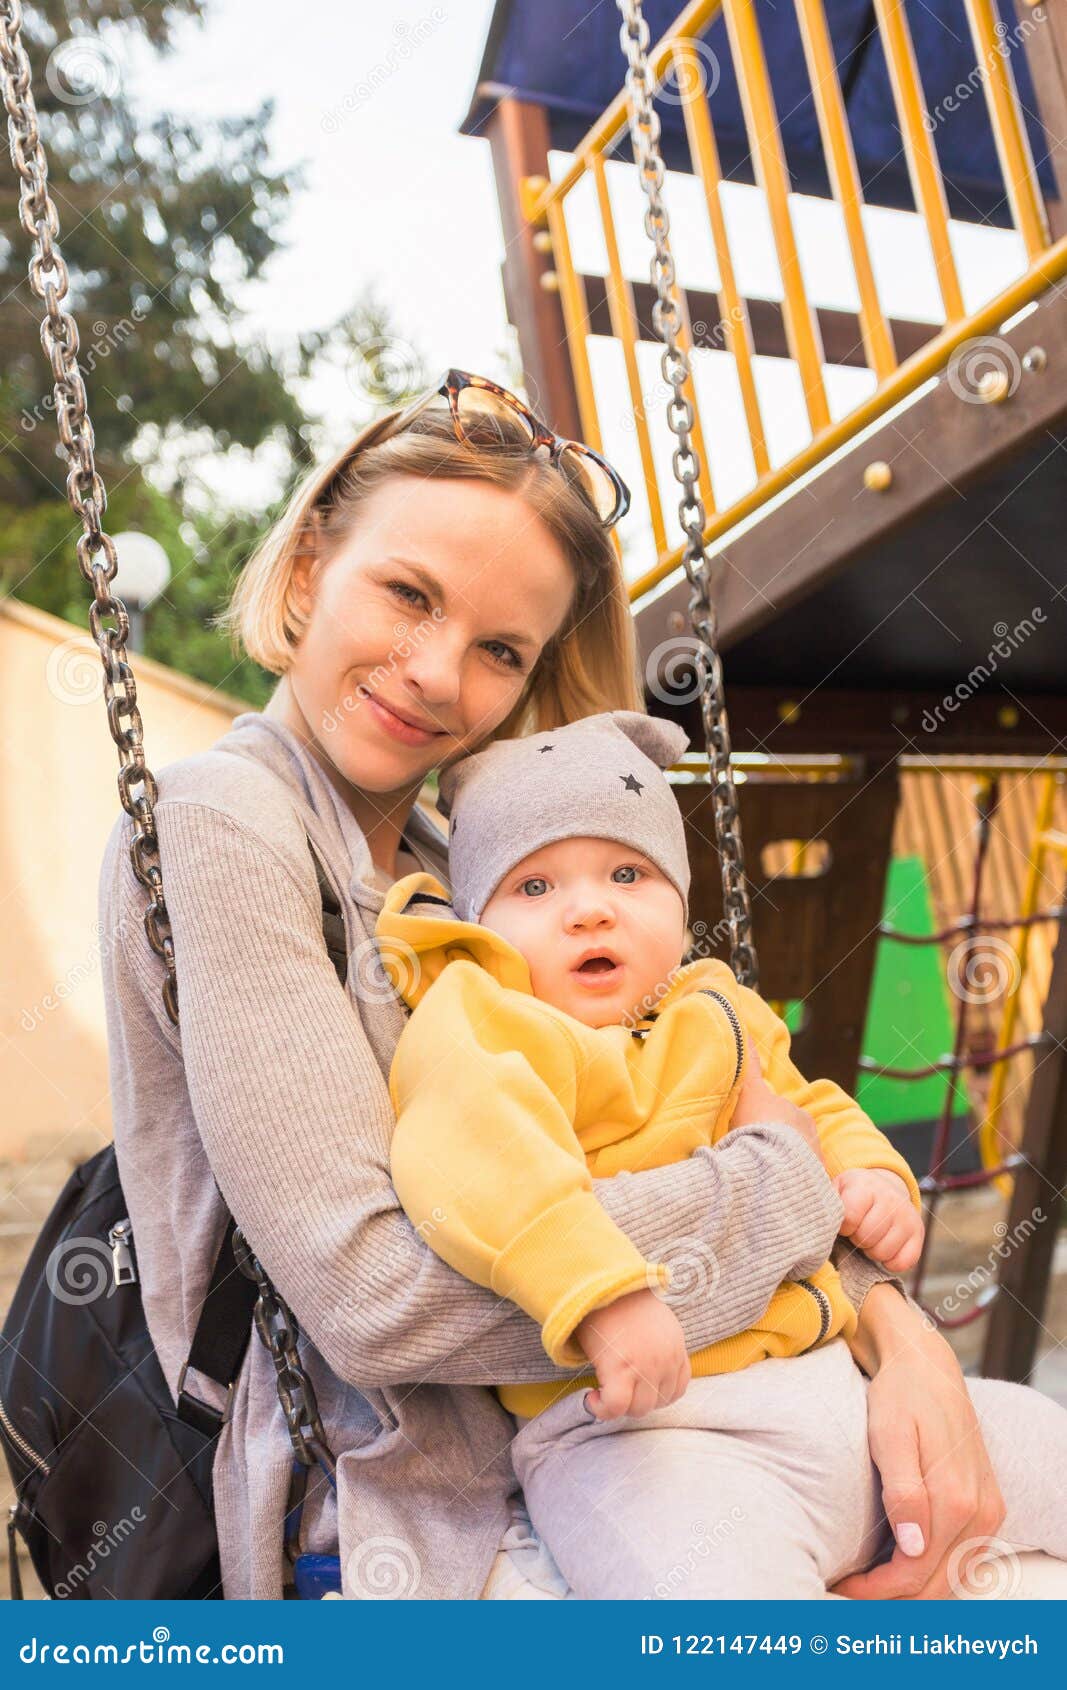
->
[292,1553,343,1599]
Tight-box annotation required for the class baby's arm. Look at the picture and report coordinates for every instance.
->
[388,961,689,1410]
[732,986,925,1273]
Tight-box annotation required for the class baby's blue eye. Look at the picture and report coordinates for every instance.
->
[519,877,549,897]
[612,866,642,884]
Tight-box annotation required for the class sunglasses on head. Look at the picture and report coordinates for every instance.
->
[386,369,631,530]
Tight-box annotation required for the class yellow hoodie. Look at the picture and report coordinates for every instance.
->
[376,872,922,1418]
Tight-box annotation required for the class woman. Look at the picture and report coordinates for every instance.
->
[98,372,1007,1601]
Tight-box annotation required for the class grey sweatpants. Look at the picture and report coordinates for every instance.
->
[509,1338,1067,1600]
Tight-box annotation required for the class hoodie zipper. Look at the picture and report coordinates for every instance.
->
[797,1279,833,1349]
[699,990,746,1089]
[0,1393,50,1477]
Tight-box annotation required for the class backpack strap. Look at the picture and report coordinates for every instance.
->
[176,833,348,1437]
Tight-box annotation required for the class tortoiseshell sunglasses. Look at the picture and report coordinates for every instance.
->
[389,368,631,529]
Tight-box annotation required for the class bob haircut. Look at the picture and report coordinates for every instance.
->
[216,400,644,742]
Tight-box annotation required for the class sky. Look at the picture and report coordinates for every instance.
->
[116,0,1030,578]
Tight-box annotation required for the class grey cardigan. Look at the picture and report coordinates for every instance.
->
[97,711,896,1600]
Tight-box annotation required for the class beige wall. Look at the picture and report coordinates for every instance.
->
[0,598,244,1161]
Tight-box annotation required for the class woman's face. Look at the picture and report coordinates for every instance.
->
[286,474,577,794]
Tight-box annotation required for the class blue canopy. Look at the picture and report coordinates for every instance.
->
[460,0,1055,227]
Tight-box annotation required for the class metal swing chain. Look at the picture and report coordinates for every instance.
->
[0,0,331,1476]
[615,0,759,989]
[0,0,179,1020]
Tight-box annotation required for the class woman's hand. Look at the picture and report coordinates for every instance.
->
[731,1046,826,1168]
[830,1283,1006,1598]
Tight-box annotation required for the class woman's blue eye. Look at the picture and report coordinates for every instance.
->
[519,877,549,897]
[612,866,642,884]
[388,580,428,609]
[483,640,524,671]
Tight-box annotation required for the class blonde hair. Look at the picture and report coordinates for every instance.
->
[216,402,642,740]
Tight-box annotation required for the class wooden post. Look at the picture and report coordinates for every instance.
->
[982,917,1067,1380]
[482,97,582,437]
[1013,0,1067,239]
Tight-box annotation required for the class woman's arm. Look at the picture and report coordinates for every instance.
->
[146,799,845,1390]
[830,1283,1007,1598]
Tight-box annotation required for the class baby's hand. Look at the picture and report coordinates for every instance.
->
[573,1288,691,1421]
[833,1168,925,1272]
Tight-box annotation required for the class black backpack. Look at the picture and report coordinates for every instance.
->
[0,838,348,1601]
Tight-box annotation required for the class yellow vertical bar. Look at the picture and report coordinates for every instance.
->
[673,38,771,478]
[961,0,1048,259]
[671,291,718,518]
[871,0,965,321]
[792,0,896,381]
[980,772,1060,1181]
[720,0,831,434]
[591,151,668,557]
[545,188,604,453]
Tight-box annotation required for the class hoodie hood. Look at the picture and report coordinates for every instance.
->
[375,871,534,1009]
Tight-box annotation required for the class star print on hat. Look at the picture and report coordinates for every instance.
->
[436,709,692,923]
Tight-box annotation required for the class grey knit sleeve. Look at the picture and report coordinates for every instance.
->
[831,1235,915,1317]
[149,801,846,1390]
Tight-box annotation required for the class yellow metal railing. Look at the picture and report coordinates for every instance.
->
[522,0,1065,602]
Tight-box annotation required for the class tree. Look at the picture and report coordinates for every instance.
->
[1,0,307,635]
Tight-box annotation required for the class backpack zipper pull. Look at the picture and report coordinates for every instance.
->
[107,1218,136,1287]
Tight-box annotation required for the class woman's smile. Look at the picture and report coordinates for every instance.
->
[357,683,445,747]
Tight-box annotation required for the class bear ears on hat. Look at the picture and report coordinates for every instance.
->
[435,709,690,820]
[608,710,690,771]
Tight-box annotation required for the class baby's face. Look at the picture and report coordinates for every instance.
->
[479,836,687,1028]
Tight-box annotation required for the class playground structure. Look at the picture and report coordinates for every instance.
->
[466,0,1067,1382]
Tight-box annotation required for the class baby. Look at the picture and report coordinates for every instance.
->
[372,711,1067,1600]
[374,709,924,1426]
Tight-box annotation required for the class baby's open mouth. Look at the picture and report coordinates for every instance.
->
[573,954,623,977]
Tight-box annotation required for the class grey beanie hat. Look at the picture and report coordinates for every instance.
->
[436,710,692,924]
